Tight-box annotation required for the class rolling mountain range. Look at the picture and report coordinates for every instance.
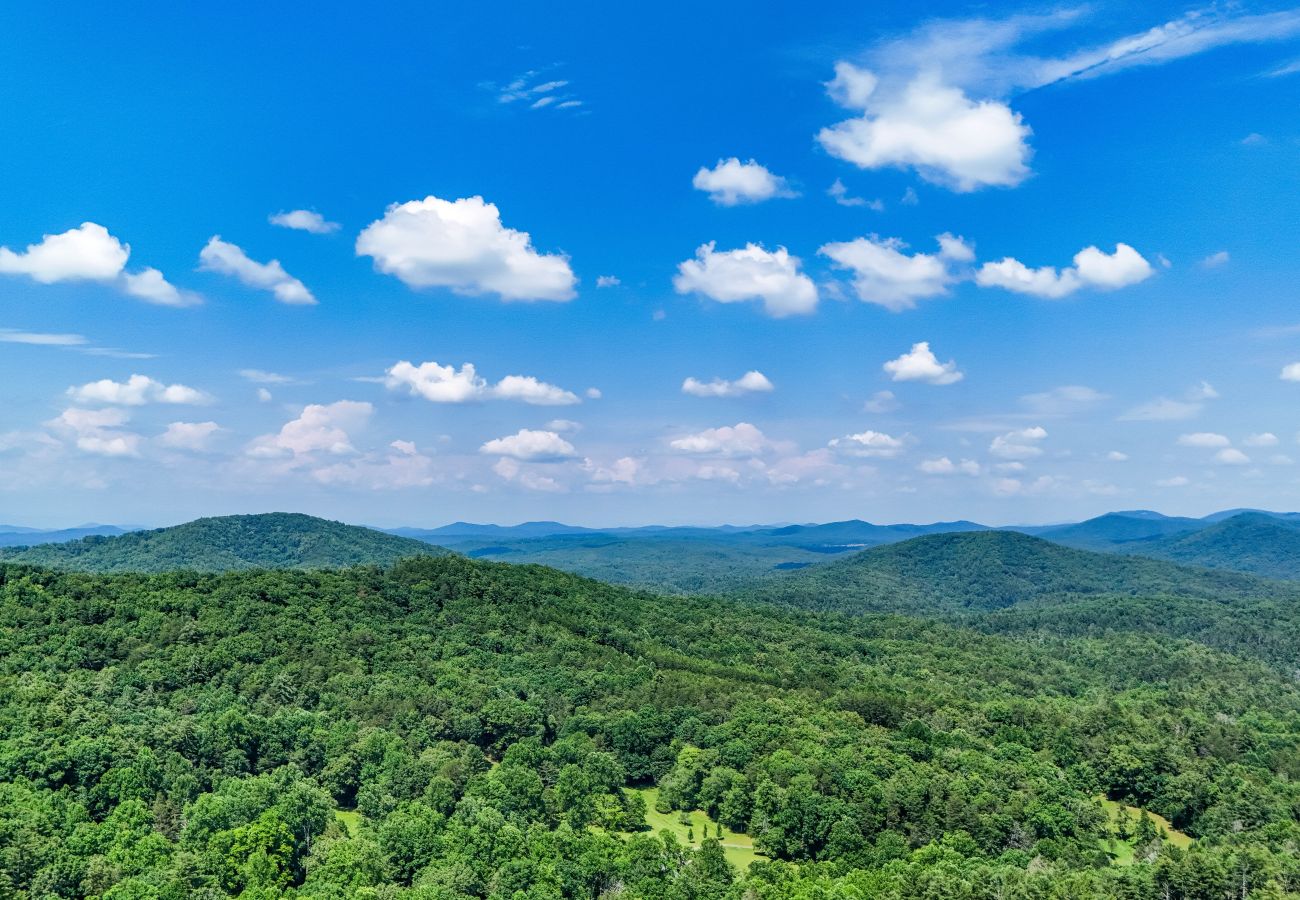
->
[3,507,1300,585]
[0,523,127,547]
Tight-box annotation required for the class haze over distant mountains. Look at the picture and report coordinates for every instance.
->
[3,507,1300,586]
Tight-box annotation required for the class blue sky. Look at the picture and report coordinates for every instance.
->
[2,1,1300,527]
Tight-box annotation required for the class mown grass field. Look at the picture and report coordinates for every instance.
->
[628,786,766,870]
[1098,797,1193,865]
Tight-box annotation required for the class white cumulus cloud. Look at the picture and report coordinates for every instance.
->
[673,242,818,318]
[356,195,576,302]
[121,268,201,307]
[159,421,222,451]
[199,237,316,305]
[68,374,211,406]
[1216,447,1251,465]
[0,222,129,283]
[692,158,798,206]
[0,222,195,306]
[269,210,340,234]
[829,430,906,458]
[480,429,576,461]
[682,370,774,398]
[493,375,581,406]
[382,360,580,406]
[47,407,142,457]
[248,400,372,458]
[882,342,964,385]
[817,64,1031,192]
[918,456,981,475]
[1177,432,1230,448]
[670,422,772,457]
[819,233,969,311]
[990,425,1047,459]
[976,243,1153,298]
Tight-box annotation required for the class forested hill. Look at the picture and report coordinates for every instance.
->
[0,512,447,572]
[742,529,1298,614]
[1113,512,1300,580]
[2,555,1300,897]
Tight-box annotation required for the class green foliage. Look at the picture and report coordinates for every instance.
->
[0,513,448,573]
[0,551,1298,897]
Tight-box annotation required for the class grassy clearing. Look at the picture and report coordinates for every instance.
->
[627,786,766,871]
[335,809,363,836]
[1098,797,1192,865]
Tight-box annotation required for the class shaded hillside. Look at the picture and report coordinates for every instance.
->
[0,524,127,547]
[1038,512,1205,551]
[742,529,1294,615]
[0,512,445,572]
[1120,512,1300,579]
[447,533,848,593]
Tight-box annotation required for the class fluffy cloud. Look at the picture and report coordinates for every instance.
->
[68,375,211,406]
[918,456,981,475]
[692,158,797,206]
[199,237,315,305]
[480,429,576,461]
[159,421,222,451]
[1200,250,1230,269]
[670,422,772,457]
[1244,432,1279,447]
[47,407,141,457]
[248,400,372,458]
[596,275,621,288]
[829,430,905,458]
[385,361,485,403]
[819,233,970,311]
[817,65,1031,192]
[493,375,581,406]
[269,210,340,234]
[673,242,818,318]
[583,456,643,486]
[1105,450,1129,462]
[990,425,1047,459]
[356,195,576,301]
[1177,432,1230,448]
[0,222,196,306]
[1281,363,1300,382]
[681,370,774,398]
[882,342,964,385]
[1157,475,1190,487]
[312,440,438,489]
[0,222,129,283]
[121,268,200,307]
[382,360,580,406]
[976,243,1153,298]
[1216,447,1251,465]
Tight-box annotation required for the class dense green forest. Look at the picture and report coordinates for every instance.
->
[0,514,445,573]
[2,551,1300,898]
